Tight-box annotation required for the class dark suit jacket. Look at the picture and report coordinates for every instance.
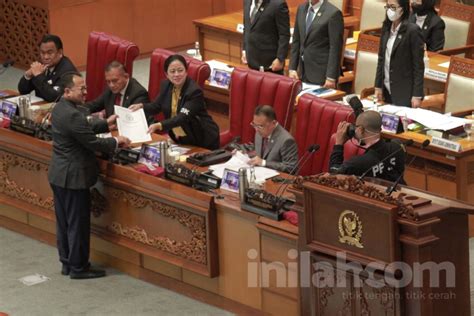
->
[375,20,425,107]
[409,11,445,52]
[48,98,116,190]
[243,0,291,70]
[255,124,298,173]
[85,77,149,118]
[289,1,344,84]
[144,78,220,150]
[18,56,77,102]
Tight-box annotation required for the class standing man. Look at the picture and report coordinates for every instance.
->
[242,0,291,74]
[248,105,298,173]
[48,72,130,279]
[85,61,149,119]
[289,0,344,87]
[18,34,77,101]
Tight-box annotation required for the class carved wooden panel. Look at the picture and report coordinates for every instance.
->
[0,0,49,67]
[357,34,380,53]
[450,56,474,79]
[440,2,474,22]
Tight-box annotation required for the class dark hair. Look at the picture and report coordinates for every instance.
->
[59,72,82,90]
[164,54,188,73]
[254,105,277,121]
[40,34,63,50]
[105,60,128,74]
[382,0,410,30]
[422,0,436,11]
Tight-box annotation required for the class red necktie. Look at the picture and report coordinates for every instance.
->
[261,137,268,156]
[115,93,122,106]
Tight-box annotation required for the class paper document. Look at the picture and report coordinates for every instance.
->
[7,95,44,104]
[438,61,450,68]
[114,106,152,143]
[297,83,336,99]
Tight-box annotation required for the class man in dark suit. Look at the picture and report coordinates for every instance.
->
[289,0,344,87]
[18,34,77,102]
[409,0,445,52]
[242,0,291,74]
[85,61,150,120]
[48,72,130,279]
[249,105,298,173]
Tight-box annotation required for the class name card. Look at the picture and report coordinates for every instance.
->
[344,49,356,59]
[425,68,448,82]
[431,136,461,152]
[236,24,244,33]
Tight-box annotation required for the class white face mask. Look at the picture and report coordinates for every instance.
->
[386,7,402,22]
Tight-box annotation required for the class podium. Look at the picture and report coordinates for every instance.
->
[292,175,473,316]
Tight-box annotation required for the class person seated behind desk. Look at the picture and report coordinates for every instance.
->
[129,54,219,150]
[248,105,298,174]
[409,0,445,52]
[329,111,406,183]
[85,61,150,121]
[18,34,77,102]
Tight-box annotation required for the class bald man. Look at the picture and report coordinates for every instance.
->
[329,111,406,182]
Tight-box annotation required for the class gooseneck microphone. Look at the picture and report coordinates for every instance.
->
[386,139,430,195]
[358,139,414,181]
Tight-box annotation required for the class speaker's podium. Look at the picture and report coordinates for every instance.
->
[291,174,474,316]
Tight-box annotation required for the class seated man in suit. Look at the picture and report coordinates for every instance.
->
[18,34,77,102]
[329,111,406,183]
[248,105,298,173]
[85,61,149,120]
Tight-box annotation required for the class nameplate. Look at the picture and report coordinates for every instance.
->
[236,24,244,33]
[431,136,461,152]
[344,49,356,59]
[425,68,448,82]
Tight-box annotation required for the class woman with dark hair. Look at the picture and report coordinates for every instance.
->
[130,54,220,149]
[374,0,425,107]
[409,0,445,52]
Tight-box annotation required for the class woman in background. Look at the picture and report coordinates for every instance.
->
[409,0,445,52]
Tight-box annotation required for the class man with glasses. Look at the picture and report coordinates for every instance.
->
[18,34,77,102]
[48,72,130,279]
[329,111,406,182]
[248,105,298,173]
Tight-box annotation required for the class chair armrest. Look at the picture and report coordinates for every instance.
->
[420,93,445,112]
[360,87,375,99]
[339,71,354,85]
[438,45,474,58]
[360,28,382,37]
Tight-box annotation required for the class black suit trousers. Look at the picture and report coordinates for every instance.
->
[51,184,91,272]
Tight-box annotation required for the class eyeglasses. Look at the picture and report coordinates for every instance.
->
[250,122,265,130]
[384,4,400,10]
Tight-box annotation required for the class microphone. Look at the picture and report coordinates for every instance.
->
[386,139,430,195]
[358,139,414,181]
[345,94,364,118]
[2,60,14,68]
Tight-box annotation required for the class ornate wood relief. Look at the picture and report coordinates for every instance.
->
[450,58,474,79]
[0,152,53,211]
[108,188,207,265]
[357,35,380,53]
[441,3,473,22]
[0,0,49,67]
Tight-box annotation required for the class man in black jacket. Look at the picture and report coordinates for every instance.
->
[48,72,130,279]
[329,111,406,183]
[18,34,77,102]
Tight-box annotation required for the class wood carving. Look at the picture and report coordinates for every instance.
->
[425,161,456,182]
[450,58,474,79]
[441,3,473,22]
[373,286,396,314]
[357,35,379,53]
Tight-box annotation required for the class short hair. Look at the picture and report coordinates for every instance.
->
[356,110,382,133]
[40,34,63,50]
[254,105,277,121]
[164,54,188,73]
[59,72,82,90]
[105,60,128,74]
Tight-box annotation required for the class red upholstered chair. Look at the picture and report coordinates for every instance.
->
[221,67,301,146]
[86,31,139,101]
[148,48,211,101]
[295,94,358,176]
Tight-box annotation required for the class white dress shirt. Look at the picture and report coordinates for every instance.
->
[383,23,401,94]
[306,0,324,25]
[415,14,427,29]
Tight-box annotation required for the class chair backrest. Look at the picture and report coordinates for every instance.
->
[329,0,346,14]
[294,94,356,176]
[220,67,301,146]
[444,56,474,113]
[148,48,211,101]
[353,34,380,95]
[86,31,139,101]
[359,0,386,31]
[439,2,474,50]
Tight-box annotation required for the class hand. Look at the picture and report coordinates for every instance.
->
[107,114,118,131]
[335,121,350,145]
[374,88,383,103]
[411,97,422,108]
[323,79,336,89]
[30,62,47,77]
[25,68,34,79]
[271,58,284,72]
[128,103,143,111]
[241,52,248,64]
[288,70,299,80]
[116,136,131,148]
[147,122,162,134]
[248,156,263,167]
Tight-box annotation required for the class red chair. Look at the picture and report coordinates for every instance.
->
[148,48,211,101]
[295,94,360,176]
[86,31,139,101]
[220,67,301,146]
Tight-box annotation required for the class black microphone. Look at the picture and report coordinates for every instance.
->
[274,144,320,197]
[358,139,414,181]
[386,139,430,195]
[346,94,364,118]
[2,60,14,68]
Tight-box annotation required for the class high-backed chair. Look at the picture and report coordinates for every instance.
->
[439,2,474,50]
[220,67,301,146]
[148,48,211,101]
[295,94,356,176]
[329,0,347,15]
[353,34,380,95]
[86,31,139,101]
[359,0,386,31]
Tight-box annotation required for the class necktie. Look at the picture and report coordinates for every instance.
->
[261,137,269,157]
[250,0,259,24]
[114,93,122,106]
[171,87,186,137]
[306,7,315,34]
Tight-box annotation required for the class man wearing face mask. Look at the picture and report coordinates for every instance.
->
[328,111,406,182]
[408,0,445,52]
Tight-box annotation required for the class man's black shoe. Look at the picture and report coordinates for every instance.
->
[61,265,70,276]
[69,268,106,280]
